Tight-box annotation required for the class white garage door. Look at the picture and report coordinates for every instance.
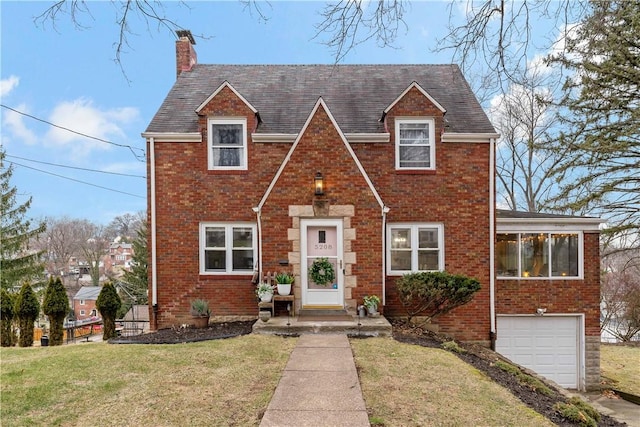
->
[496,315,582,389]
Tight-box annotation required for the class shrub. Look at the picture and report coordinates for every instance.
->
[0,288,17,347]
[495,360,554,396]
[441,340,466,354]
[395,271,481,323]
[42,277,70,345]
[554,397,600,427]
[15,282,40,347]
[96,282,121,340]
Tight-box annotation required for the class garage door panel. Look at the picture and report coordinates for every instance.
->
[497,316,580,389]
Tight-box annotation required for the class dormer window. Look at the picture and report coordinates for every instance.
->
[208,118,247,170]
[395,118,435,170]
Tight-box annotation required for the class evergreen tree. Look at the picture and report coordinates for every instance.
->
[96,282,121,340]
[42,277,70,345]
[121,222,148,304]
[0,149,46,290]
[0,288,17,346]
[548,0,640,255]
[15,282,40,347]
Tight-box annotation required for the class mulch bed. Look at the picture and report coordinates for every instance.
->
[111,319,625,426]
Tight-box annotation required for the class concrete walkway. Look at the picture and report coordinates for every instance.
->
[260,334,370,427]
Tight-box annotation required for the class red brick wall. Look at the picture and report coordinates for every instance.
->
[148,85,492,335]
[496,232,601,338]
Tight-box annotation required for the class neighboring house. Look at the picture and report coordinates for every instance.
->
[142,31,601,390]
[73,286,101,321]
[104,242,134,274]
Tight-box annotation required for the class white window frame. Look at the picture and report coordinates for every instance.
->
[79,310,86,316]
[395,118,436,170]
[199,223,257,275]
[79,299,85,306]
[496,231,584,279]
[387,223,444,275]
[207,118,248,170]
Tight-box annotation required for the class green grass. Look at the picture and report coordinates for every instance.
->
[1,335,296,427]
[351,338,554,426]
[600,343,640,395]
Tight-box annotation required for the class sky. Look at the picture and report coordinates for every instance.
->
[0,1,554,225]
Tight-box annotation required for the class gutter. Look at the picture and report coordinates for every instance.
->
[252,207,263,285]
[149,137,159,330]
[489,136,496,349]
[382,206,390,306]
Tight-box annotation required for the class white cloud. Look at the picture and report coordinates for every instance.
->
[0,75,20,97]
[44,98,140,157]
[2,102,38,145]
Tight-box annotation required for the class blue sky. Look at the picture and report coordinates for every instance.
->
[1,1,511,225]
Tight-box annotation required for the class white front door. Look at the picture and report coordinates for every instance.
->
[301,219,343,308]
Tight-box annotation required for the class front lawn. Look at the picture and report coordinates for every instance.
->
[600,343,640,396]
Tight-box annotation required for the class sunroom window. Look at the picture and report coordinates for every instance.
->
[208,118,247,170]
[200,223,256,274]
[496,232,581,278]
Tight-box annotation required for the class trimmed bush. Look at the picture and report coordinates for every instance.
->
[43,277,69,345]
[15,282,40,347]
[554,397,600,427]
[495,360,554,397]
[395,271,481,323]
[1,288,17,347]
[96,282,121,340]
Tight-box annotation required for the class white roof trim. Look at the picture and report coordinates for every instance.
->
[441,132,500,143]
[258,97,385,210]
[141,132,201,142]
[383,81,446,115]
[251,133,390,144]
[497,216,602,232]
[195,81,258,114]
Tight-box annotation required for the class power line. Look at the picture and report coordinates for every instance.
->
[6,154,145,179]
[8,160,145,199]
[0,104,146,162]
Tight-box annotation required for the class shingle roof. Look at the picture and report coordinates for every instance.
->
[146,64,496,135]
[496,209,599,220]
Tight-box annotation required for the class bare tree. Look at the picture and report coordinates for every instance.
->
[38,217,94,277]
[601,249,640,342]
[104,211,146,242]
[80,225,110,287]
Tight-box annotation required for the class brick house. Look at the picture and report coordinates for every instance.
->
[142,31,601,390]
[73,286,100,321]
[104,242,134,274]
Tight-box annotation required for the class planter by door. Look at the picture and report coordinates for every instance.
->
[277,284,292,296]
[260,293,273,302]
[192,316,210,329]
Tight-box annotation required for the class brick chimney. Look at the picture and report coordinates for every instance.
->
[175,30,197,78]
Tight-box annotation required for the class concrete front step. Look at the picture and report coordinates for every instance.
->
[298,309,349,316]
[252,314,392,337]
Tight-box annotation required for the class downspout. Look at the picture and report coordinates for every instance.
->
[489,137,496,350]
[382,206,390,306]
[150,137,159,330]
[252,207,262,284]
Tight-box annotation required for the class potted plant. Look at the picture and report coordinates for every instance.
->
[190,299,211,328]
[256,282,274,302]
[275,272,294,295]
[363,295,381,315]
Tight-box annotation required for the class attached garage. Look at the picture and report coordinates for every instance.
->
[496,315,584,390]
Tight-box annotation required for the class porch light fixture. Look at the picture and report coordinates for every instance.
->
[314,172,324,195]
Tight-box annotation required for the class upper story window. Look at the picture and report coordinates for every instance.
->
[200,223,256,275]
[496,232,582,279]
[208,118,247,170]
[387,223,444,275]
[395,118,435,170]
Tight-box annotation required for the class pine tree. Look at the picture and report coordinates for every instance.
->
[0,149,46,290]
[96,282,121,340]
[121,222,148,304]
[15,282,40,347]
[0,288,17,346]
[43,277,70,345]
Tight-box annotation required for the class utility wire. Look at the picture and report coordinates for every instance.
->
[8,160,145,199]
[6,154,145,179]
[0,104,146,162]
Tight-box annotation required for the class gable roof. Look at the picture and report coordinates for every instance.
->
[74,286,101,301]
[258,97,384,210]
[146,64,495,135]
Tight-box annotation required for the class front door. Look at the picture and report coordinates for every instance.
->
[301,219,343,308]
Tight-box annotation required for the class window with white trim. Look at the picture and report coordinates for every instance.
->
[200,223,256,274]
[496,232,582,278]
[387,224,444,274]
[207,118,247,170]
[395,118,435,169]
[79,299,85,305]
[79,310,85,316]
